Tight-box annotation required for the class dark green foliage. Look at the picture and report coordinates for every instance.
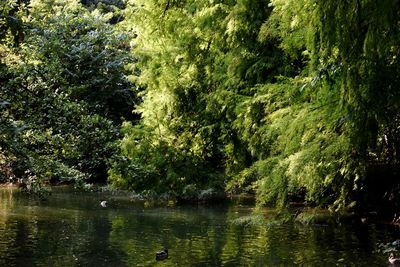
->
[0,0,29,46]
[311,0,400,208]
[27,2,137,122]
[80,0,127,24]
[81,0,126,9]
[0,0,137,187]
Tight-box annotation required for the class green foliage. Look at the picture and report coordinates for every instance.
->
[0,0,29,46]
[1,0,398,210]
[110,0,400,210]
[109,122,223,194]
[109,0,290,196]
[27,0,137,122]
[0,0,137,188]
[80,0,127,24]
[249,0,400,209]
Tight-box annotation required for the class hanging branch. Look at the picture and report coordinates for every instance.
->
[160,0,170,19]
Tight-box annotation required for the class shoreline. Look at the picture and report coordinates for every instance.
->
[1,183,399,227]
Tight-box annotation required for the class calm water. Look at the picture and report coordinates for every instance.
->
[0,187,398,266]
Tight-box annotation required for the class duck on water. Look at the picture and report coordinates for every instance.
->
[156,248,168,261]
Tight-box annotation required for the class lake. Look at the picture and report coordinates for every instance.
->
[0,187,397,266]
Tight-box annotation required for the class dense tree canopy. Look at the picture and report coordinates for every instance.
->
[110,0,400,210]
[0,0,136,189]
[0,0,399,211]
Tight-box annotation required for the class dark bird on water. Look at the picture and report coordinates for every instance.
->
[156,248,168,261]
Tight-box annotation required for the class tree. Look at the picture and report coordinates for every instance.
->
[113,0,400,210]
[0,0,30,183]
[109,0,294,195]
[245,0,400,209]
[1,0,138,186]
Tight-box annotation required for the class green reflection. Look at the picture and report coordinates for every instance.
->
[0,188,395,266]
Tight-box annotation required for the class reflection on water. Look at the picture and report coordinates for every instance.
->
[0,187,397,266]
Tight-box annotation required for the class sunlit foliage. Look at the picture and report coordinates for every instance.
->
[0,0,399,209]
[110,0,400,209]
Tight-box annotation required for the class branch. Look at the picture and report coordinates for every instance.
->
[160,0,170,19]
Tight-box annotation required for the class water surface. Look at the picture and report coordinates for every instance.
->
[0,187,397,266]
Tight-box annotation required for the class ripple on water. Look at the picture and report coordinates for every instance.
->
[0,188,397,266]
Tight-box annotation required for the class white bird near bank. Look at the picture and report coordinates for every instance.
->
[389,253,399,264]
[100,200,107,208]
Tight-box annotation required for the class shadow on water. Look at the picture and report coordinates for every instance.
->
[0,187,399,266]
